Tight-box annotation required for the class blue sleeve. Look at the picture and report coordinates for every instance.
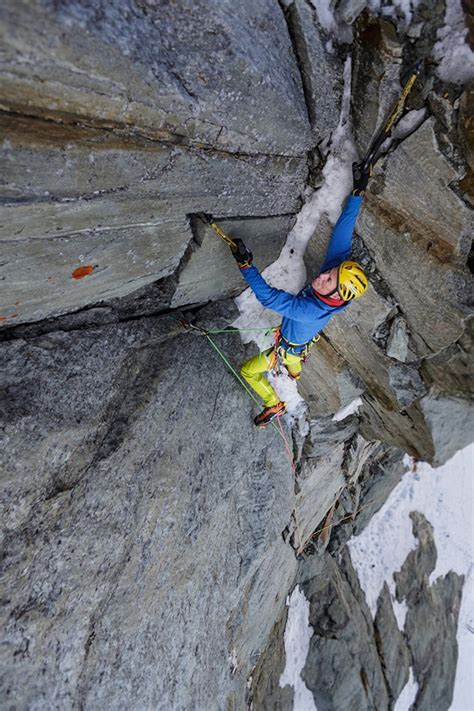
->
[320,194,363,272]
[240,266,319,322]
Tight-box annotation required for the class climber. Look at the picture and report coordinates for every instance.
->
[231,162,372,427]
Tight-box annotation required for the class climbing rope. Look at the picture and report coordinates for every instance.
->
[176,315,298,484]
[176,316,308,548]
[295,484,408,557]
[205,326,303,550]
[177,318,294,450]
[175,316,402,559]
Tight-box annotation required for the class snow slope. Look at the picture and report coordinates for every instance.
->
[348,444,474,710]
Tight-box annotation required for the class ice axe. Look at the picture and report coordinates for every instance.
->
[356,59,424,175]
[196,213,237,249]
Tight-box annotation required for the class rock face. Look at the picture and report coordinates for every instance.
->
[394,512,464,711]
[0,0,472,708]
[253,511,463,711]
[373,583,411,704]
[299,548,390,711]
[1,0,310,325]
[0,302,298,708]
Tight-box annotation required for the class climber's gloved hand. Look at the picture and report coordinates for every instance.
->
[352,161,373,196]
[231,239,253,269]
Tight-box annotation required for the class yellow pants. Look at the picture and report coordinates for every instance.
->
[240,347,303,407]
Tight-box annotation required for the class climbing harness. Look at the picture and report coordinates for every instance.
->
[267,326,321,382]
[275,328,321,360]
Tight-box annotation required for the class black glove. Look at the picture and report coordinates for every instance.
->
[352,161,372,195]
[231,238,253,269]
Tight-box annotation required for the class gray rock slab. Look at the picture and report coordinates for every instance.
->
[358,119,472,357]
[247,610,295,711]
[0,116,307,234]
[459,88,474,171]
[421,318,474,397]
[404,572,464,711]
[285,0,344,141]
[303,415,359,460]
[295,443,346,551]
[336,0,368,24]
[0,114,306,324]
[352,15,403,154]
[386,315,410,361]
[171,216,294,308]
[394,512,437,606]
[249,611,295,711]
[388,363,427,408]
[0,308,297,709]
[0,219,192,325]
[394,512,464,711]
[299,548,389,711]
[328,442,406,550]
[299,336,364,417]
[374,583,411,702]
[419,393,474,466]
[360,394,435,462]
[1,0,312,156]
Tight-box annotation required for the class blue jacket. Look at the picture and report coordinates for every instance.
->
[240,195,363,353]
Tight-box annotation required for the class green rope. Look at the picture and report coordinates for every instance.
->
[204,331,290,443]
[205,326,277,334]
[174,315,292,445]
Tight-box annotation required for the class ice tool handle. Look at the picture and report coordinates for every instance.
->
[197,213,237,249]
[360,59,423,173]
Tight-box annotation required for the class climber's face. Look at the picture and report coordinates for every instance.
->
[312,267,339,296]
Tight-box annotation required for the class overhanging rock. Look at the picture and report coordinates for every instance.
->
[1,0,312,154]
[171,215,294,308]
[0,112,307,325]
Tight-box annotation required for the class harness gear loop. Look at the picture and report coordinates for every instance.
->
[273,327,321,363]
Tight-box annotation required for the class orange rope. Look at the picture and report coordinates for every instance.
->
[295,489,396,556]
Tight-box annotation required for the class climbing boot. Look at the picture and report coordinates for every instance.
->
[254,401,287,427]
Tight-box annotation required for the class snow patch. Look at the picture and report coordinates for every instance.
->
[394,667,419,711]
[279,586,317,711]
[332,397,363,422]
[348,444,474,708]
[310,0,336,33]
[392,596,409,631]
[434,0,474,85]
[367,0,422,24]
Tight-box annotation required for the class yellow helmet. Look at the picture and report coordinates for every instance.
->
[338,261,368,301]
